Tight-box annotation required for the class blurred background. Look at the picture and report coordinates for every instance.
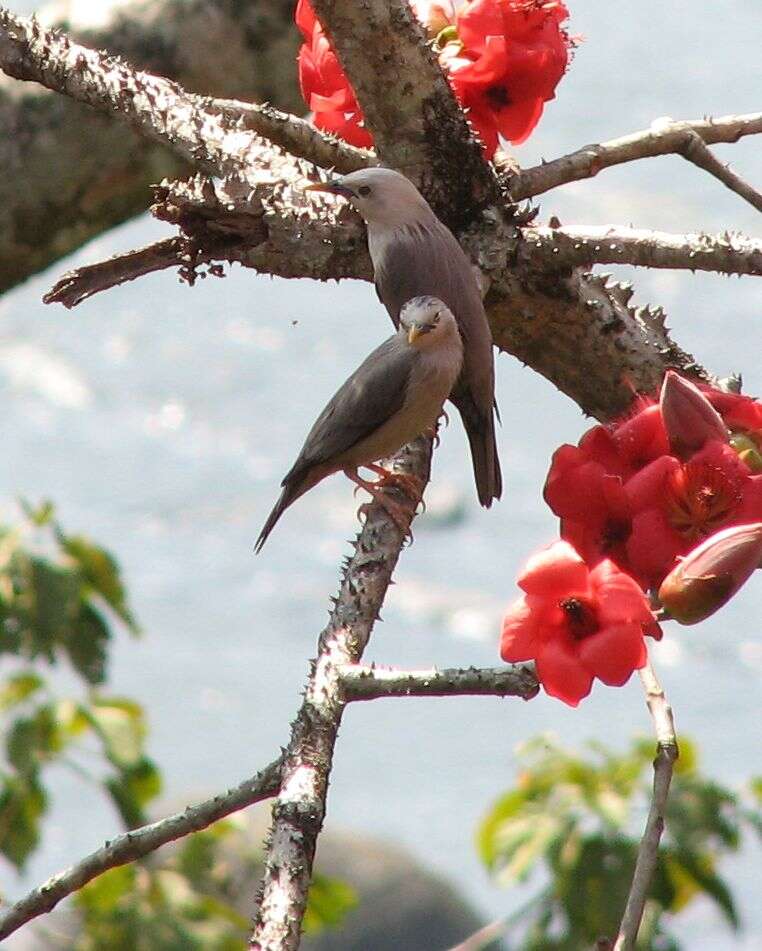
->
[1,0,761,947]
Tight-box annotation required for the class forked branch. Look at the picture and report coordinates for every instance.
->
[509,112,762,202]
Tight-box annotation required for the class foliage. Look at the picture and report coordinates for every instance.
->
[0,502,356,944]
[478,736,762,950]
[0,502,151,869]
[73,820,358,950]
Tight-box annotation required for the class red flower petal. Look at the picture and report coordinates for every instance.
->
[626,507,683,589]
[518,540,589,597]
[500,594,542,661]
[577,622,647,686]
[613,404,669,469]
[536,636,593,707]
[589,560,652,624]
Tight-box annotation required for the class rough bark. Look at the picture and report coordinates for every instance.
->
[0,0,301,292]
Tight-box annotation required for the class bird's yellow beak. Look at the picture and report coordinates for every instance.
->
[407,325,421,345]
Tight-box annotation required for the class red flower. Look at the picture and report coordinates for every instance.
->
[294,0,573,157]
[501,541,656,706]
[449,0,571,145]
[624,440,762,588]
[296,0,373,148]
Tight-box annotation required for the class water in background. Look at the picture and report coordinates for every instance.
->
[3,0,762,946]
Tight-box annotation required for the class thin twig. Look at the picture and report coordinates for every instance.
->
[0,757,283,942]
[613,661,678,951]
[675,129,762,214]
[445,917,508,951]
[522,224,762,277]
[250,437,434,951]
[508,112,762,200]
[341,664,539,701]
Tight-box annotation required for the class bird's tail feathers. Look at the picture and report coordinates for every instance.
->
[456,396,502,508]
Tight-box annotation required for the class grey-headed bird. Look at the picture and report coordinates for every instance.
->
[255,296,463,552]
[305,167,502,508]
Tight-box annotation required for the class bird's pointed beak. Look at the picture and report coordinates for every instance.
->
[304,180,354,198]
[407,324,421,345]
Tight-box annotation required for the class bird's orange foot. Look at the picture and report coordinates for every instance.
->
[357,495,413,540]
[365,465,424,501]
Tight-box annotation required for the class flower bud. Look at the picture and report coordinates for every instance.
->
[658,522,762,624]
[660,371,728,458]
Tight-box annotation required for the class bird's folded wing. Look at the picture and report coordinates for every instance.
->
[283,337,416,483]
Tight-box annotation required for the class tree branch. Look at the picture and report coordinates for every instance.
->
[509,112,762,201]
[613,661,678,951]
[43,237,213,308]
[0,8,254,177]
[522,225,762,277]
[0,757,283,942]
[341,664,539,701]
[0,0,304,293]
[204,96,374,174]
[250,438,433,951]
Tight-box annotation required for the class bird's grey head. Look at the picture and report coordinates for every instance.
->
[304,168,433,228]
[399,296,459,351]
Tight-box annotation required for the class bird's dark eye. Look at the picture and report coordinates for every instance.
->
[358,185,372,197]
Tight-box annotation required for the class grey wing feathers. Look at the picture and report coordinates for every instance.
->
[284,336,416,484]
[374,222,482,334]
[373,219,502,506]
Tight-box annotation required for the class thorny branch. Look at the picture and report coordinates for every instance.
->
[613,662,679,951]
[522,225,762,277]
[0,758,283,942]
[0,2,750,948]
[0,661,539,942]
[509,112,762,201]
[341,664,539,701]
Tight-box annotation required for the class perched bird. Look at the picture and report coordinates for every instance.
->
[305,167,502,507]
[255,297,463,552]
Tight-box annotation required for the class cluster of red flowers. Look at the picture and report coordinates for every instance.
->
[295,0,572,156]
[502,372,762,706]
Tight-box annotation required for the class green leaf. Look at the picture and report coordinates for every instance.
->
[7,705,64,775]
[666,850,739,929]
[19,498,55,527]
[76,865,136,913]
[106,757,162,829]
[303,874,358,934]
[477,788,531,867]
[28,556,82,654]
[65,602,112,685]
[59,534,138,632]
[0,775,47,868]
[88,698,146,767]
[0,672,44,711]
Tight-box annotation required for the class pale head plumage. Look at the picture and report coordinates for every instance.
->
[310,168,434,228]
[399,296,459,351]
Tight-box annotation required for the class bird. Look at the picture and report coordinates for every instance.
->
[305,167,502,508]
[255,296,463,552]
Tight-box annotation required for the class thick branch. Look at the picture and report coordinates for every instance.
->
[522,225,762,277]
[613,662,678,951]
[251,438,432,951]
[310,0,503,227]
[510,112,762,201]
[0,757,283,942]
[341,664,539,701]
[0,0,302,293]
[0,8,260,177]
